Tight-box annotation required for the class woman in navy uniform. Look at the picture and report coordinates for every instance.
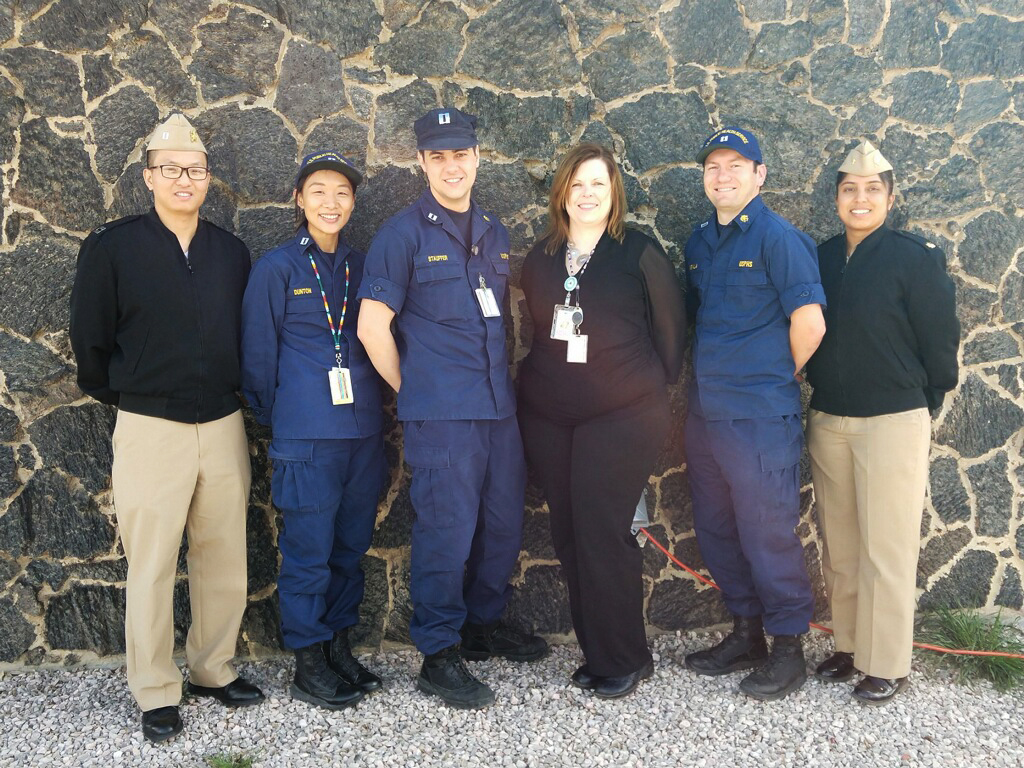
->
[805,140,959,705]
[241,151,387,710]
[518,143,686,698]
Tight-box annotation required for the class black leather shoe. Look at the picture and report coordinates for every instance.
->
[593,659,654,699]
[571,665,601,691]
[739,635,807,701]
[291,644,363,710]
[853,675,908,705]
[815,651,858,682]
[461,621,549,662]
[141,706,182,743]
[686,615,768,676]
[186,676,265,707]
[325,629,383,693]
[418,644,495,709]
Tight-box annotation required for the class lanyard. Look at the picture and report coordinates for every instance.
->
[307,249,350,367]
[562,247,593,307]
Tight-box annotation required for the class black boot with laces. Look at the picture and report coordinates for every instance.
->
[417,643,495,709]
[324,628,383,693]
[739,634,807,701]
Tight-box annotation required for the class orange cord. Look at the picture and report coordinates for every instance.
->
[639,527,1024,660]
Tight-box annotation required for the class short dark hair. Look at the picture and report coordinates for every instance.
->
[835,169,894,195]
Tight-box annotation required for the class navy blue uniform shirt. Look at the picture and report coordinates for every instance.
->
[241,228,384,439]
[357,189,516,421]
[684,196,825,420]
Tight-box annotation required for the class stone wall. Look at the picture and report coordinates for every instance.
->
[1,0,1022,666]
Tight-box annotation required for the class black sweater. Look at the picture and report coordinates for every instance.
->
[70,210,251,423]
[806,225,959,417]
[518,229,687,424]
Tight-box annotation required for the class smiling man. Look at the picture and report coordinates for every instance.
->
[357,107,546,709]
[70,114,263,742]
[682,126,826,701]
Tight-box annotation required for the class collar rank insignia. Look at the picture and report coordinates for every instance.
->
[740,215,749,223]
[300,237,309,245]
[427,212,438,221]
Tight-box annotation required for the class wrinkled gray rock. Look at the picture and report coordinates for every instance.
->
[505,565,572,635]
[648,577,731,631]
[742,0,787,22]
[749,21,813,69]
[583,23,669,103]
[0,77,23,167]
[880,0,943,67]
[45,584,126,655]
[90,86,159,181]
[0,227,78,337]
[996,565,1023,610]
[191,8,283,100]
[149,0,211,56]
[935,374,1024,459]
[955,80,1012,135]
[0,469,115,559]
[239,596,281,652]
[1000,266,1024,325]
[943,14,1024,79]
[112,31,198,109]
[246,506,277,594]
[467,89,590,161]
[521,509,556,561]
[344,166,423,254]
[650,167,710,255]
[275,41,347,132]
[371,480,414,550]
[238,206,296,262]
[372,80,438,159]
[351,555,387,649]
[0,446,17,501]
[810,45,882,106]
[305,115,369,170]
[0,407,19,443]
[661,0,751,68]
[889,72,959,126]
[967,453,1013,538]
[0,597,35,662]
[963,330,1021,367]
[381,0,425,30]
[849,0,885,44]
[919,549,998,610]
[276,0,381,57]
[606,92,710,173]
[461,0,578,91]
[0,4,12,43]
[903,155,986,221]
[959,212,1022,288]
[0,48,83,117]
[474,161,545,225]
[971,122,1024,201]
[374,1,466,77]
[0,333,74,401]
[21,0,147,52]
[82,54,119,102]
[880,127,954,179]
[917,526,972,587]
[28,405,114,496]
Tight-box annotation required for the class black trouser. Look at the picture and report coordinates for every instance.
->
[519,393,670,677]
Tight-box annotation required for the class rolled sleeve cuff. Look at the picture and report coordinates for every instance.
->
[357,275,405,314]
[780,282,826,316]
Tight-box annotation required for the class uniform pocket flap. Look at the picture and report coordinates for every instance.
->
[491,258,511,275]
[268,440,314,462]
[414,262,464,283]
[759,436,801,472]
[284,296,322,313]
[403,443,450,469]
[726,268,768,286]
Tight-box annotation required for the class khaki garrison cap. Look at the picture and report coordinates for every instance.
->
[147,113,207,154]
[837,139,893,176]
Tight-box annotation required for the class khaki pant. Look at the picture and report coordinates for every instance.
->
[112,409,251,711]
[807,408,930,679]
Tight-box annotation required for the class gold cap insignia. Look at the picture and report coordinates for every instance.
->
[147,113,207,155]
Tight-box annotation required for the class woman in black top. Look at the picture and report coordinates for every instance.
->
[805,140,959,705]
[518,144,686,698]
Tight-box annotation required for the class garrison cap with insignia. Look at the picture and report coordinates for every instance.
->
[837,140,893,176]
[414,107,478,151]
[147,113,207,154]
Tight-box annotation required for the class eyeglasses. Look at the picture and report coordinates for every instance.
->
[149,165,210,180]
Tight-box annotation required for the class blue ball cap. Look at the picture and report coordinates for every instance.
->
[414,107,478,151]
[696,126,763,165]
[295,150,363,191]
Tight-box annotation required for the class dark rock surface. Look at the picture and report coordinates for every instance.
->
[0,228,78,337]
[466,89,590,161]
[0,597,36,662]
[935,374,1024,459]
[880,0,942,67]
[967,452,1014,538]
[919,549,998,610]
[28,405,114,496]
[238,206,296,263]
[505,565,572,635]
[0,77,23,166]
[191,8,283,100]
[958,211,1022,287]
[113,31,198,109]
[889,72,959,126]
[583,23,668,103]
[749,21,813,69]
[277,0,381,57]
[21,0,146,52]
[963,330,1021,367]
[903,155,986,221]
[943,14,1024,79]
[661,0,751,68]
[955,81,1012,135]
[995,565,1022,610]
[0,48,83,117]
[606,92,710,173]
[810,45,882,106]
[648,577,731,631]
[374,1,466,77]
[372,80,438,159]
[90,86,159,182]
[275,41,347,133]
[45,584,126,655]
[149,0,212,56]
[970,122,1024,202]
[918,526,972,588]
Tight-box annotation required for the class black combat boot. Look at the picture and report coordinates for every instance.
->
[685,615,769,675]
[291,643,364,710]
[739,634,807,701]
[460,620,548,662]
[324,628,383,693]
[417,644,495,709]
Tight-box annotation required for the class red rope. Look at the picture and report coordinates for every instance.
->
[639,528,1024,660]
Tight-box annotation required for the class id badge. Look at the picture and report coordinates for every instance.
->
[328,367,354,405]
[550,304,582,341]
[475,287,500,317]
[566,334,588,364]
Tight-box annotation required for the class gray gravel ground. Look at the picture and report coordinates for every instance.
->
[2,631,1022,768]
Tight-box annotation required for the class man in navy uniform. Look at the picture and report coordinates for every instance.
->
[70,114,263,742]
[682,126,826,701]
[357,107,546,709]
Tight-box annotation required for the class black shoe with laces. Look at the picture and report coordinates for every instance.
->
[685,615,769,676]
[324,628,383,693]
[460,621,548,662]
[417,644,495,709]
[739,635,807,701]
[291,643,364,710]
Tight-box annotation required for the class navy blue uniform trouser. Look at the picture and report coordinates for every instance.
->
[519,394,669,677]
[270,435,386,650]
[684,411,813,636]
[404,415,526,655]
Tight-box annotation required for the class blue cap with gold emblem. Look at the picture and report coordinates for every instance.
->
[295,150,363,191]
[696,126,763,165]
[414,107,478,151]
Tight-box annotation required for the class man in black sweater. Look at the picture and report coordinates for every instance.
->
[70,114,263,742]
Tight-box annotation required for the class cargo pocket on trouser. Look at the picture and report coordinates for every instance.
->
[403,420,461,529]
[269,440,319,515]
